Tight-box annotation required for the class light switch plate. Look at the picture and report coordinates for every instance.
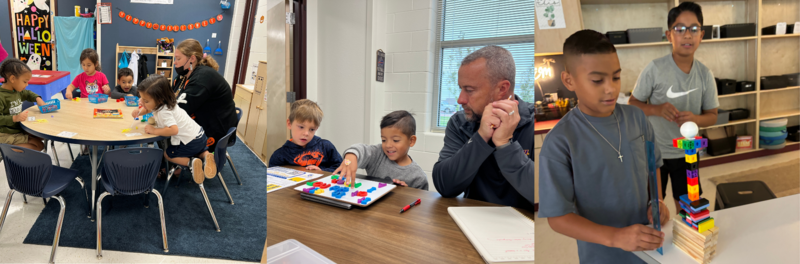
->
[212,33,217,38]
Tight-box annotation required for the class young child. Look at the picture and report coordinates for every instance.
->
[66,48,110,99]
[332,110,429,190]
[268,99,342,172]
[110,68,139,99]
[132,75,216,184]
[629,2,719,210]
[538,30,670,263]
[0,59,46,151]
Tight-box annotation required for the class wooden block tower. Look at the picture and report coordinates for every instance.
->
[671,122,720,264]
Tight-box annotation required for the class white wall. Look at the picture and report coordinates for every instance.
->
[223,0,268,87]
[223,0,248,87]
[307,0,444,192]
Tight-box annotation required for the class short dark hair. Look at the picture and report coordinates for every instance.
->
[0,58,31,83]
[380,110,416,137]
[562,30,617,73]
[118,68,134,79]
[137,75,176,110]
[668,2,704,27]
[80,48,101,72]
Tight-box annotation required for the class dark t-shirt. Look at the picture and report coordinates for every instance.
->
[172,65,237,150]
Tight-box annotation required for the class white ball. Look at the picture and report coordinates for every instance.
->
[680,122,699,139]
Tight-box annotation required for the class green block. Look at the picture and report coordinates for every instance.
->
[355,183,362,188]
[306,181,314,186]
[331,175,339,180]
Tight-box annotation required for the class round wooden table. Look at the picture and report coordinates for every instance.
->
[21,99,167,220]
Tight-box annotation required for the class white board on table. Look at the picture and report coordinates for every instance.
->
[293,175,395,207]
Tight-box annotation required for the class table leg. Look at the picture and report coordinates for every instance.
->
[91,145,98,222]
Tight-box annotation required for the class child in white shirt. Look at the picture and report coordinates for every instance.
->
[132,75,216,184]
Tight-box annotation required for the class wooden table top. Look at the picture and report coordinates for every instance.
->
[267,167,536,264]
[21,100,165,145]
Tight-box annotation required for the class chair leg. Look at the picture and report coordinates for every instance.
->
[198,184,221,232]
[23,194,27,204]
[43,198,47,204]
[0,190,15,233]
[217,172,234,205]
[164,166,176,194]
[152,190,169,252]
[227,154,242,185]
[51,140,60,167]
[50,196,66,264]
[67,143,75,162]
[96,192,110,259]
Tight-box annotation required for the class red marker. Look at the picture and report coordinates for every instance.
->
[400,199,421,213]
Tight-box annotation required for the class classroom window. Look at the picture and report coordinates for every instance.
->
[434,0,535,129]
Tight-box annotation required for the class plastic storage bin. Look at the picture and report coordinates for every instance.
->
[38,99,60,113]
[627,27,662,43]
[702,25,713,39]
[716,78,736,95]
[736,81,755,92]
[761,118,788,127]
[787,126,799,142]
[715,181,775,210]
[606,31,628,44]
[88,94,108,104]
[266,239,335,264]
[721,23,756,38]
[760,75,789,90]
[784,73,799,86]
[728,108,750,121]
[715,110,730,125]
[125,95,139,107]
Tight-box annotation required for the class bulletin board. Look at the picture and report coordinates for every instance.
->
[9,0,57,71]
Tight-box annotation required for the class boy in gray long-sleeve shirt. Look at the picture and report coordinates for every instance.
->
[110,68,139,99]
[333,110,429,190]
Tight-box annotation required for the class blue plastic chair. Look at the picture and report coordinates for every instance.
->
[21,101,75,165]
[224,108,243,185]
[0,144,80,264]
[96,147,168,259]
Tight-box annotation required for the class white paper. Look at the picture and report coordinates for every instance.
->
[795,22,800,34]
[776,22,787,35]
[161,62,167,67]
[98,6,111,24]
[125,133,143,137]
[267,167,325,193]
[27,117,36,121]
[536,0,566,30]
[57,131,77,138]
[130,0,173,4]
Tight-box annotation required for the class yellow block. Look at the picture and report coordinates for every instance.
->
[688,184,699,195]
[685,154,697,163]
[288,177,304,182]
[314,189,324,194]
[698,218,715,233]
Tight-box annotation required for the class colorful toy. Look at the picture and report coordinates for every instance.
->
[88,94,109,104]
[672,122,719,264]
[38,99,60,113]
[124,95,139,107]
[71,97,81,102]
[122,128,131,133]
[294,175,396,207]
[378,183,387,188]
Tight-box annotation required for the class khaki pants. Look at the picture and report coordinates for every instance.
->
[0,132,29,145]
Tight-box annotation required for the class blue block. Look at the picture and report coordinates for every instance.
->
[685,148,697,155]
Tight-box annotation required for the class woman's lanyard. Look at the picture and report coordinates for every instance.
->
[174,76,190,97]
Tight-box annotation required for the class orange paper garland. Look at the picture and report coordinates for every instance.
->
[113,10,223,33]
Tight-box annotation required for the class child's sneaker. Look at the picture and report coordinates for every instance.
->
[204,153,217,179]
[190,158,204,184]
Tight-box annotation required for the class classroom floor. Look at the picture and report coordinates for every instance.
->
[0,141,256,263]
[534,150,800,264]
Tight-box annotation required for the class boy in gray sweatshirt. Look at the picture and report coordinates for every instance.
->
[333,110,429,190]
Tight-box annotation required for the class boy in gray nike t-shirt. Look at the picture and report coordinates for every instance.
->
[539,30,670,264]
[629,2,720,210]
[333,110,429,190]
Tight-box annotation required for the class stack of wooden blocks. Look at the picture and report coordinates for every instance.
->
[671,136,719,264]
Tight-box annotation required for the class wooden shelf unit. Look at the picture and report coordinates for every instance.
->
[115,44,175,83]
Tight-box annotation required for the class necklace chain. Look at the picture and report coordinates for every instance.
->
[577,105,623,163]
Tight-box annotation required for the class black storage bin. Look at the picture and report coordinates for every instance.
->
[705,134,736,156]
[606,31,628,44]
[715,181,776,210]
[716,78,736,95]
[721,23,756,38]
[728,108,750,121]
[783,73,800,86]
[627,27,662,43]
[788,125,800,142]
[736,81,755,92]
[763,24,796,35]
[702,25,713,39]
[761,75,789,90]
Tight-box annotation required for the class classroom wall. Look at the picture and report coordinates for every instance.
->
[98,0,236,88]
[0,1,12,57]
[223,0,249,87]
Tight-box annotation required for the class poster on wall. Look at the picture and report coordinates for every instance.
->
[536,0,566,30]
[131,0,174,4]
[10,0,56,71]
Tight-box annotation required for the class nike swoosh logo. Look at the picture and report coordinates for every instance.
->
[666,86,698,98]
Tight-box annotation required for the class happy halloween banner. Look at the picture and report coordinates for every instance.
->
[11,0,55,71]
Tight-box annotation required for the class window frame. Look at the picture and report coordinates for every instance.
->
[431,0,536,132]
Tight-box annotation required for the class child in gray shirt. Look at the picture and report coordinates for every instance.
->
[333,110,429,190]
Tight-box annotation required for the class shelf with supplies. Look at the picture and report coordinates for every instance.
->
[612,36,758,49]
[759,141,800,150]
[760,86,800,94]
[700,119,757,130]
[116,44,175,83]
[718,91,758,98]
[760,34,800,39]
[760,110,800,120]
[700,148,759,161]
